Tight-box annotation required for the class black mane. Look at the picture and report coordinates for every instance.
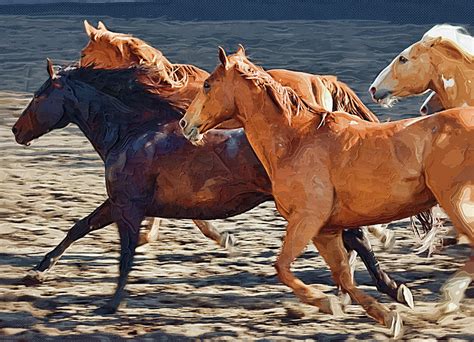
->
[58,65,181,119]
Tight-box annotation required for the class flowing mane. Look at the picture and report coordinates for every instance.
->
[233,55,327,125]
[58,64,181,117]
[319,76,380,123]
[422,24,474,55]
[82,28,204,90]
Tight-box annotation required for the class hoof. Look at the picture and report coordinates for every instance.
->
[93,304,118,315]
[319,296,344,317]
[385,311,404,339]
[20,271,44,286]
[397,284,414,309]
[220,232,237,250]
[381,230,396,250]
[338,291,352,308]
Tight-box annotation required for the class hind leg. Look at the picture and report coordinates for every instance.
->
[431,185,474,319]
[342,228,413,308]
[314,229,403,338]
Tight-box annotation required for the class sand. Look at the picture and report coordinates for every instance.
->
[0,90,473,340]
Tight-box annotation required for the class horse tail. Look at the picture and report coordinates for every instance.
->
[320,76,380,123]
[411,210,439,257]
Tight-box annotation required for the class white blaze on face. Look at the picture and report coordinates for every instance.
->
[370,61,394,91]
[442,74,455,90]
[459,186,474,224]
[371,45,413,91]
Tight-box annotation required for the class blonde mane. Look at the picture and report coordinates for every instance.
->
[232,55,327,125]
[422,24,474,56]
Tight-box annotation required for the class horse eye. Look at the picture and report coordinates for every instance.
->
[399,56,408,64]
[203,81,210,91]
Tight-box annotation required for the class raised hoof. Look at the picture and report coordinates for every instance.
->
[397,284,414,309]
[220,232,237,250]
[93,304,118,315]
[20,271,44,286]
[385,311,404,339]
[319,296,344,317]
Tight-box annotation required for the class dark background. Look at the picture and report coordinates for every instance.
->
[0,0,473,24]
[0,1,472,120]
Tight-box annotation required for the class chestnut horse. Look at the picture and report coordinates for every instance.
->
[370,24,473,113]
[12,61,411,316]
[180,47,474,337]
[80,21,413,299]
[81,19,402,249]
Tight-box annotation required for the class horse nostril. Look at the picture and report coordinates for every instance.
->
[369,87,376,96]
[11,126,18,135]
[179,118,187,129]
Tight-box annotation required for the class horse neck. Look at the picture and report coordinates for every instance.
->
[429,46,474,108]
[234,81,320,179]
[67,80,174,160]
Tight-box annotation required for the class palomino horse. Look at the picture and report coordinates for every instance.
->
[370,24,473,112]
[81,20,403,249]
[180,47,474,337]
[12,61,411,315]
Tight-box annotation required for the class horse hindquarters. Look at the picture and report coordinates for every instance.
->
[424,147,474,318]
[425,181,473,317]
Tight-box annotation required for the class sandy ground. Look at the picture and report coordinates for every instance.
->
[0,91,473,341]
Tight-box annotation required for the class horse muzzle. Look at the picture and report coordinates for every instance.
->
[182,125,204,146]
[11,126,31,146]
[369,87,398,108]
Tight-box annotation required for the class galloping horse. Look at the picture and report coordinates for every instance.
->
[81,20,405,249]
[180,47,474,337]
[80,22,414,302]
[12,61,411,315]
[370,24,473,113]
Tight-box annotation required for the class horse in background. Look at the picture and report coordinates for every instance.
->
[370,24,473,113]
[180,47,474,337]
[370,24,473,247]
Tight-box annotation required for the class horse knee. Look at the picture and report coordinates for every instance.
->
[275,260,292,284]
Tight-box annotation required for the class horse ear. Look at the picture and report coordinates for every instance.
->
[46,58,55,79]
[218,46,229,69]
[97,21,108,31]
[236,44,246,56]
[84,20,98,40]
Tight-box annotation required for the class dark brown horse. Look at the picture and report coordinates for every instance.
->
[12,61,412,314]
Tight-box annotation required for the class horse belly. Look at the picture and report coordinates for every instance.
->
[148,132,272,219]
[330,162,434,226]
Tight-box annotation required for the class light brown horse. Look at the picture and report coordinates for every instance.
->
[180,47,474,337]
[370,24,473,113]
[81,20,398,249]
